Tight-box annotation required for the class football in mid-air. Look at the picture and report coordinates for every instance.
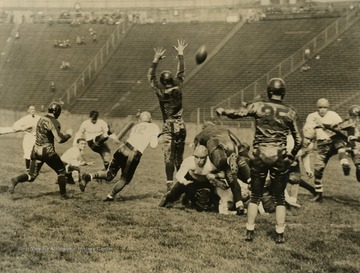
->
[195,45,207,65]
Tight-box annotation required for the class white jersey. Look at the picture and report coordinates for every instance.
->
[13,114,40,136]
[175,156,217,185]
[61,146,84,167]
[126,122,160,153]
[74,119,109,143]
[305,111,342,140]
[13,114,41,159]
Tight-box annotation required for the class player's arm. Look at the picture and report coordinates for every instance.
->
[73,122,85,146]
[173,39,187,82]
[50,120,72,143]
[150,126,160,148]
[147,47,166,87]
[216,103,255,119]
[12,116,32,132]
[288,112,303,157]
[175,158,193,184]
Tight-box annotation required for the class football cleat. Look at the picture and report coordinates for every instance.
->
[275,232,285,244]
[61,193,71,200]
[245,230,254,242]
[79,180,87,192]
[312,192,323,202]
[8,178,17,194]
[236,206,245,216]
[103,194,115,202]
[342,163,351,176]
[82,173,92,183]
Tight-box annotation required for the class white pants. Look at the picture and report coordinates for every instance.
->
[23,133,36,159]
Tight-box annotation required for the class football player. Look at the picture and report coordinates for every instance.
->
[73,110,119,170]
[12,104,41,172]
[80,111,160,201]
[193,121,251,215]
[9,102,73,199]
[147,39,188,191]
[304,98,350,202]
[327,105,360,182]
[216,78,303,244]
[159,145,241,214]
[61,137,94,185]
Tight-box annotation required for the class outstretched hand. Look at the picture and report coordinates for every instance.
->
[173,39,188,55]
[153,47,166,62]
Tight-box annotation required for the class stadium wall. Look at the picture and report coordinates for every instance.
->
[0,108,254,145]
[0,0,259,9]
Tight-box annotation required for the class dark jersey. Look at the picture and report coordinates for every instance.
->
[223,99,303,156]
[35,114,71,147]
[194,127,238,153]
[148,55,185,121]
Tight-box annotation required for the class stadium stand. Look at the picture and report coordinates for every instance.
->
[0,23,117,111]
[0,9,358,123]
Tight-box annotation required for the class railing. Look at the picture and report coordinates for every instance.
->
[190,8,359,124]
[59,20,131,106]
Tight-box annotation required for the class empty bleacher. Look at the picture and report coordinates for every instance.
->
[68,22,236,118]
[0,23,117,111]
[284,18,360,121]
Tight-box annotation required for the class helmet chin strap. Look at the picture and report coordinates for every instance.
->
[270,94,283,101]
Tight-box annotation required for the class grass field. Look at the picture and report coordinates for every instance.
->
[1,131,360,273]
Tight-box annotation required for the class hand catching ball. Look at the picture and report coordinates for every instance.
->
[195,45,207,65]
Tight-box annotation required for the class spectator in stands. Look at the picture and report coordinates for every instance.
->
[60,61,70,70]
[302,48,311,72]
[49,82,56,92]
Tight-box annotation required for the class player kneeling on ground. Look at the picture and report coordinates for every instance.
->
[61,137,94,185]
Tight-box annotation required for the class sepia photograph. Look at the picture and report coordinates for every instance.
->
[0,0,359,272]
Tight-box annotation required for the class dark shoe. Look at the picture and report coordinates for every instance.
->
[245,230,254,242]
[275,232,285,244]
[103,194,114,202]
[342,163,351,176]
[312,192,323,202]
[82,173,92,183]
[61,193,71,200]
[79,180,87,192]
[8,178,17,194]
[236,206,245,216]
[159,194,170,208]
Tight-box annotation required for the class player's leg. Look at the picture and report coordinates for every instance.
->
[9,159,43,194]
[334,139,351,176]
[162,124,176,191]
[103,150,141,201]
[245,150,267,242]
[313,143,332,201]
[173,124,186,172]
[46,153,70,199]
[82,147,124,192]
[271,169,289,244]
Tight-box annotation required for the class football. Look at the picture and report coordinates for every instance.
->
[195,45,207,65]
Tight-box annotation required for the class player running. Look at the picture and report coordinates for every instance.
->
[73,110,119,170]
[9,102,73,199]
[80,111,160,201]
